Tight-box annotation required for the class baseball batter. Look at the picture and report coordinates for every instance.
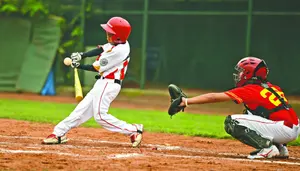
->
[177,57,299,159]
[43,16,143,147]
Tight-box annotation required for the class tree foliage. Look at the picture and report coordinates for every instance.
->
[0,0,91,85]
[0,0,49,17]
[0,0,89,57]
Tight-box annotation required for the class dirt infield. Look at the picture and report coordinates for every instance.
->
[0,93,300,171]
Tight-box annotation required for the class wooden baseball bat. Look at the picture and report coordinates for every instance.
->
[74,68,83,102]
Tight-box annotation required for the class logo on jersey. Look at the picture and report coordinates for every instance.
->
[100,58,108,66]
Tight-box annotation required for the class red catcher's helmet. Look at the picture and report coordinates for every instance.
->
[233,57,269,87]
[100,17,131,44]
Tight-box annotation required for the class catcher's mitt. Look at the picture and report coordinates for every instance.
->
[168,84,188,118]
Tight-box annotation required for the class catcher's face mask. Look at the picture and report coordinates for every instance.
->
[233,65,244,87]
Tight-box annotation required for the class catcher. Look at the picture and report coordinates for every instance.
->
[168,57,300,159]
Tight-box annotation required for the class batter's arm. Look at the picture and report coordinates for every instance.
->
[80,47,103,59]
[70,46,103,62]
[180,92,231,106]
[77,64,98,72]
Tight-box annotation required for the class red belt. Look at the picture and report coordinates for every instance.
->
[95,75,122,85]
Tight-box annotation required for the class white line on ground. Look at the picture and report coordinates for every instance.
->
[0,141,107,151]
[0,135,37,139]
[0,148,81,157]
[150,153,300,166]
[107,153,144,159]
[83,138,181,150]
[1,134,300,165]
[25,146,41,149]
[2,145,300,166]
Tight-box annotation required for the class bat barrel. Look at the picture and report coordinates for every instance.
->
[74,68,83,102]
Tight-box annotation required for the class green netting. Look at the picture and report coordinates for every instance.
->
[80,0,300,94]
[0,17,60,93]
[251,15,300,94]
[4,0,295,94]
[0,17,31,92]
[147,15,247,90]
[16,19,60,93]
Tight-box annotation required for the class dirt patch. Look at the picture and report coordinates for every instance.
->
[0,93,300,171]
[0,119,300,171]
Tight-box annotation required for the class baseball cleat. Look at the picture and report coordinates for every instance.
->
[247,145,279,159]
[250,144,289,159]
[276,144,289,159]
[42,134,68,144]
[130,124,143,148]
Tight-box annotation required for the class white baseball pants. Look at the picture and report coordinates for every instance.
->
[231,114,300,144]
[53,79,139,137]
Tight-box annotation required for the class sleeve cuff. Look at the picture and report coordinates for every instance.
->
[224,91,243,104]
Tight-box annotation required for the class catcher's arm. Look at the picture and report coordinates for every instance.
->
[180,93,231,107]
[167,84,232,118]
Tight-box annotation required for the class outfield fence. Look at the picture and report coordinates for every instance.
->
[1,0,300,94]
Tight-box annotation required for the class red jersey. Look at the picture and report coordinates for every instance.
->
[225,83,299,127]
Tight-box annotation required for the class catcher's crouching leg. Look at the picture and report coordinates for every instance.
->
[224,115,272,149]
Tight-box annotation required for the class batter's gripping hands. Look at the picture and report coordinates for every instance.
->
[70,52,82,62]
[71,61,80,68]
[168,84,188,118]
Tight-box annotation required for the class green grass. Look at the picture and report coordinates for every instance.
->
[0,98,299,146]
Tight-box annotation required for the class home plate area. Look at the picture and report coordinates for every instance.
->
[0,120,300,171]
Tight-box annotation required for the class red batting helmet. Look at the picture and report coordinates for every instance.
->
[233,57,269,87]
[100,17,131,44]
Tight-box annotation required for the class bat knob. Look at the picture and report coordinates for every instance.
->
[95,75,101,79]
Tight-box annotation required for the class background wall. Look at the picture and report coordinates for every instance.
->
[83,0,300,94]
[1,0,300,95]
[0,17,60,93]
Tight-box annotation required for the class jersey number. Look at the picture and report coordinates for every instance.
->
[260,87,288,106]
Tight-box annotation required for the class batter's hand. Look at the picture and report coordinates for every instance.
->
[70,52,82,62]
[71,61,80,68]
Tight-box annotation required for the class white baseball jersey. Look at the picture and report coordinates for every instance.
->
[92,41,130,80]
[52,41,141,137]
